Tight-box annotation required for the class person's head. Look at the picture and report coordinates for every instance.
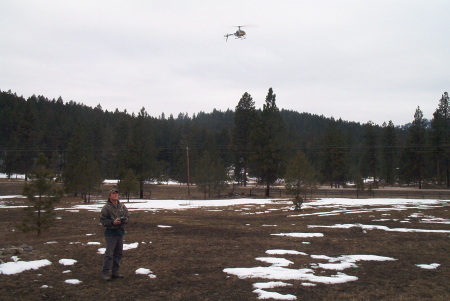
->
[108,189,119,202]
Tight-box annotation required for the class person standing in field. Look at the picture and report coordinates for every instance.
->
[100,188,129,281]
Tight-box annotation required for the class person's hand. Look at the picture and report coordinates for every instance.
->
[113,218,121,225]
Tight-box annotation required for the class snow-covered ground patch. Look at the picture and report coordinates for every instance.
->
[311,254,396,271]
[416,263,441,270]
[256,257,294,267]
[0,259,52,275]
[225,241,398,299]
[97,242,139,254]
[67,198,290,212]
[0,173,25,179]
[308,224,450,234]
[59,259,77,266]
[224,266,358,284]
[303,198,447,208]
[271,233,324,238]
[266,250,307,256]
[65,279,82,285]
[253,281,296,300]
[136,268,156,278]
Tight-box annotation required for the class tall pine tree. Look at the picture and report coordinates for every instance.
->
[361,121,379,187]
[402,107,427,189]
[321,121,349,188]
[250,88,287,197]
[124,108,156,198]
[381,121,397,185]
[232,92,257,186]
[431,92,449,187]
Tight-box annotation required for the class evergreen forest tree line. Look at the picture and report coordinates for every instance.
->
[0,89,449,200]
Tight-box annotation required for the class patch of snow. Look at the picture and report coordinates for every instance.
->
[253,281,293,289]
[266,250,307,256]
[316,262,357,270]
[98,242,139,254]
[256,257,294,267]
[68,198,291,212]
[123,242,139,250]
[136,268,156,278]
[59,259,77,266]
[65,279,82,284]
[304,198,447,208]
[271,233,324,238]
[253,288,297,300]
[416,263,440,270]
[420,216,450,224]
[301,282,316,286]
[0,259,52,275]
[223,266,358,284]
[308,224,450,234]
[0,173,25,179]
[312,254,396,270]
[252,282,296,300]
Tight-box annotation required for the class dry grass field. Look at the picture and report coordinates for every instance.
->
[0,187,449,300]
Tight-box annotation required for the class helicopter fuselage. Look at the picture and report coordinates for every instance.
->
[224,26,247,41]
[235,30,246,37]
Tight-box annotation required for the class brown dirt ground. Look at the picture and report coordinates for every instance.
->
[0,193,449,301]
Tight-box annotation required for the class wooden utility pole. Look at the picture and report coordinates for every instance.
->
[186,146,190,198]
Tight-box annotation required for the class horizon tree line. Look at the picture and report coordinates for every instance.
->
[0,89,448,200]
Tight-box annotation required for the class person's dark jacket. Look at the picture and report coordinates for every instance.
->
[100,200,129,236]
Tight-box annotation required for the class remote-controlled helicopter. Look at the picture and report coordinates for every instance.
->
[224,26,246,42]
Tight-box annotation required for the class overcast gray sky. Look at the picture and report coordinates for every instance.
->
[1,0,449,125]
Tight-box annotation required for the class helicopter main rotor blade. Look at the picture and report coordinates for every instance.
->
[232,24,257,28]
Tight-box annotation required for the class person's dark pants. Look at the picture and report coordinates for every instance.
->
[101,235,123,276]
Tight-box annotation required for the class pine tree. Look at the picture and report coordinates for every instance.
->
[381,121,397,185]
[20,153,62,236]
[285,151,318,204]
[14,99,42,181]
[78,156,103,203]
[361,121,379,187]
[193,151,228,199]
[403,107,427,189]
[431,92,449,187]
[321,121,349,188]
[232,92,257,186]
[125,108,156,198]
[250,88,287,196]
[119,169,140,202]
[63,125,89,196]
